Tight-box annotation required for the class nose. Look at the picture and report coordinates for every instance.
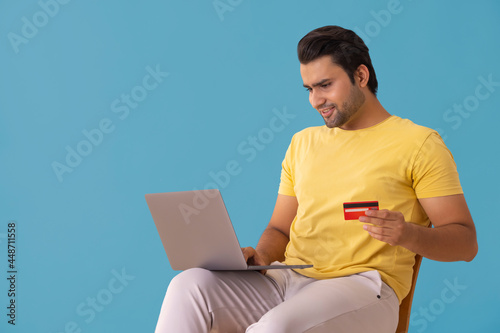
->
[309,89,326,110]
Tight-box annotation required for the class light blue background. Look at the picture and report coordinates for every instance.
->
[1,0,498,332]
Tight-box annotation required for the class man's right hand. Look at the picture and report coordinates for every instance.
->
[241,247,268,275]
[241,194,298,275]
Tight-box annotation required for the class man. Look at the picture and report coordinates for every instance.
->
[155,25,477,332]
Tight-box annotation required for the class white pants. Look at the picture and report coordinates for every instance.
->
[155,266,399,333]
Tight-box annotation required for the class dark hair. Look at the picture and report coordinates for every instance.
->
[298,25,378,95]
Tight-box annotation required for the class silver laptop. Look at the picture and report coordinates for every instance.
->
[145,189,313,271]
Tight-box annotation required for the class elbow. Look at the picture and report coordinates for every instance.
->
[462,221,478,262]
[464,241,478,262]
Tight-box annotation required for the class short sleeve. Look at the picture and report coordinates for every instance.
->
[278,138,296,197]
[412,132,463,198]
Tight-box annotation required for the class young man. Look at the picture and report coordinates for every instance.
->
[155,26,478,333]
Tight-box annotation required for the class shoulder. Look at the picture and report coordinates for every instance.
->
[386,116,436,136]
[385,116,442,147]
[294,125,326,136]
[290,125,326,142]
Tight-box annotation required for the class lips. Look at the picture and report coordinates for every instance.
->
[320,106,335,118]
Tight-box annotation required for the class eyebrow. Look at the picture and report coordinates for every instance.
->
[303,78,330,89]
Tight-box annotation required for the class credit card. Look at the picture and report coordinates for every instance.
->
[343,201,379,220]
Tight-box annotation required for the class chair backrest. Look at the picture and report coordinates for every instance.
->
[395,253,423,333]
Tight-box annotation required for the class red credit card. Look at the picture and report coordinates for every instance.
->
[343,201,379,220]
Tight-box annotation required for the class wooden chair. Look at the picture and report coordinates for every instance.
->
[395,253,423,333]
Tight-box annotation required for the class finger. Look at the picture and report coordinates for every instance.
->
[250,251,267,267]
[363,226,394,245]
[241,247,254,261]
[358,215,389,226]
[364,209,397,220]
[359,209,403,225]
[368,232,394,245]
[241,248,267,275]
[363,224,390,236]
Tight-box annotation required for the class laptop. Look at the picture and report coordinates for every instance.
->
[145,189,313,271]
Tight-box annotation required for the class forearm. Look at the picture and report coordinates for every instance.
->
[402,222,478,262]
[362,195,478,262]
[255,227,290,265]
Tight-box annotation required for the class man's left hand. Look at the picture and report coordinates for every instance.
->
[359,209,412,246]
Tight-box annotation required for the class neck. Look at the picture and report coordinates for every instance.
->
[340,93,391,131]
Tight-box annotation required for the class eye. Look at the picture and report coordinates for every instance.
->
[305,87,312,93]
[321,83,331,89]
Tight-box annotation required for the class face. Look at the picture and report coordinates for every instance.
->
[301,56,365,129]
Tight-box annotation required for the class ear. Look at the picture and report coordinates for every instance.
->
[355,64,370,88]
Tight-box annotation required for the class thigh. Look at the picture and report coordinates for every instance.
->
[246,271,399,333]
[155,268,285,333]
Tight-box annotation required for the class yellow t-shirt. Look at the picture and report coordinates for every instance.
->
[279,115,463,302]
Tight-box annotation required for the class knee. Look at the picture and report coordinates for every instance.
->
[245,308,293,333]
[167,268,218,296]
[246,321,289,333]
[157,269,216,331]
